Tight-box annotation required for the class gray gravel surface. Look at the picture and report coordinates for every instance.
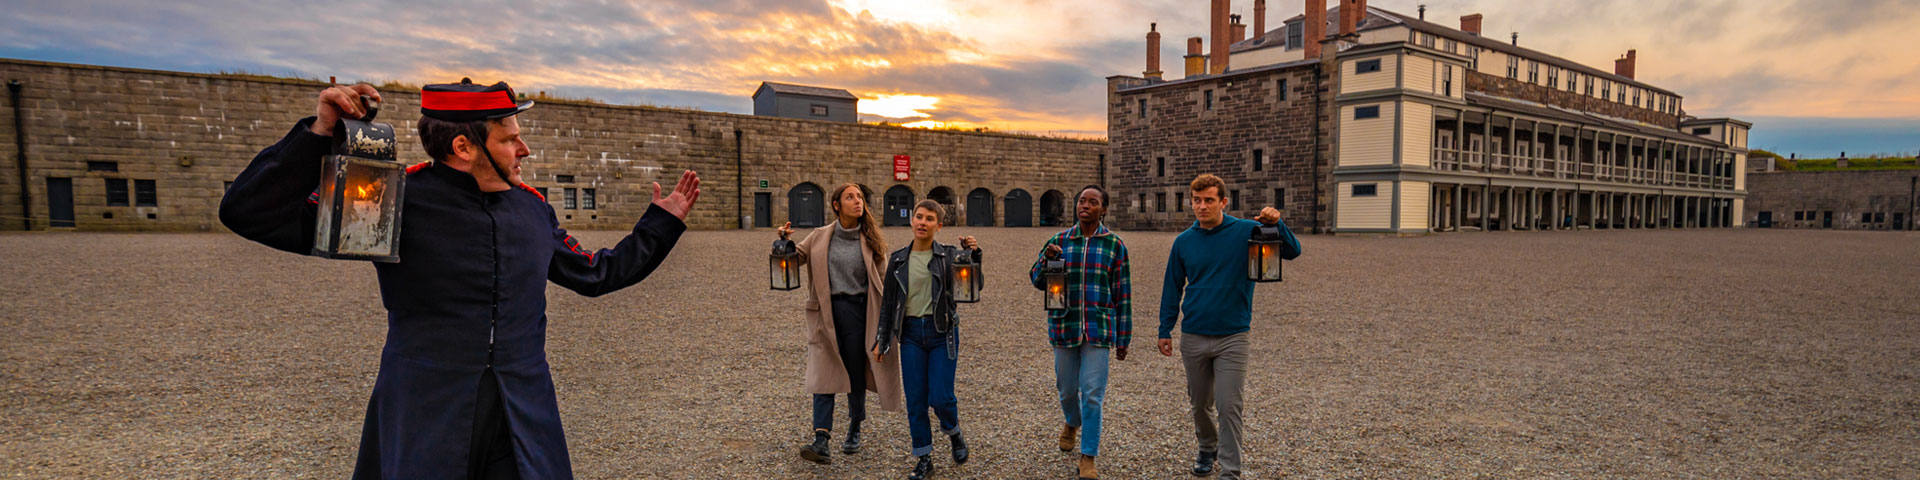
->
[1,228,1916,479]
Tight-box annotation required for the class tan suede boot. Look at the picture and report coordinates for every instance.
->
[1077,454,1099,479]
[1058,425,1078,452]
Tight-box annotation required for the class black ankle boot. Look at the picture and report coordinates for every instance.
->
[842,422,864,454]
[1191,450,1218,476]
[949,432,969,465]
[799,430,832,465]
[907,454,935,480]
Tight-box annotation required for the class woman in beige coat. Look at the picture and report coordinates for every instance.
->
[777,183,903,465]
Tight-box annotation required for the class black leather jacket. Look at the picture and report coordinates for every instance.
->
[875,241,982,359]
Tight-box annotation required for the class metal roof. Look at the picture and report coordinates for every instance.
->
[754,82,858,101]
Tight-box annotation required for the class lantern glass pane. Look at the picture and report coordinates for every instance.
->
[952,264,979,302]
[335,161,403,257]
[1045,275,1068,310]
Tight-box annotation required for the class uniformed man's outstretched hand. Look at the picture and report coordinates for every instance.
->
[653,170,701,220]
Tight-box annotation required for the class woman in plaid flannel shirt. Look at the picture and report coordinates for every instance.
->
[1029,185,1131,480]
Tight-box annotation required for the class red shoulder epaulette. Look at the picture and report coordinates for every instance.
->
[518,183,546,201]
[405,162,432,174]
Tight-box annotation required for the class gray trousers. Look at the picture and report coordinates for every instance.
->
[1182,332,1249,475]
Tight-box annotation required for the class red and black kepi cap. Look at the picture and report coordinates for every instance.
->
[420,78,534,122]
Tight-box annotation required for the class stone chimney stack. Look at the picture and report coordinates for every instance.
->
[1254,0,1267,39]
[1145,23,1164,80]
[1418,4,1426,20]
[1231,14,1247,42]
[1615,49,1637,79]
[1461,13,1483,36]
[1339,0,1366,36]
[1185,37,1209,78]
[1304,0,1326,60]
[1210,0,1231,74]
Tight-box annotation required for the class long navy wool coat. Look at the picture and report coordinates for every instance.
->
[220,118,685,479]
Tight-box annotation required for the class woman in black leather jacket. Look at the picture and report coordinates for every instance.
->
[874,200,981,480]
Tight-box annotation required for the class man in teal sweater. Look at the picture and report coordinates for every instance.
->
[1157,174,1302,479]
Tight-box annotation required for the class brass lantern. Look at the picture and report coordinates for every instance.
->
[950,248,981,303]
[769,239,802,291]
[313,96,406,263]
[1247,224,1286,283]
[1042,257,1068,311]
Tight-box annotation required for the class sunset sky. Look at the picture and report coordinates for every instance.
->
[3,0,1915,156]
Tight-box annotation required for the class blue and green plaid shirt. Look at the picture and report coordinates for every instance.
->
[1029,223,1132,349]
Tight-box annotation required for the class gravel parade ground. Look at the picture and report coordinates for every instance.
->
[2,228,1916,478]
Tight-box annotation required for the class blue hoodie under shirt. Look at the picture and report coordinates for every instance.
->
[1158,214,1302,338]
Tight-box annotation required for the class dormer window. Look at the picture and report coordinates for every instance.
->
[1285,21,1303,50]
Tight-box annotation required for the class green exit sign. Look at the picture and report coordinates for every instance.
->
[758,180,770,189]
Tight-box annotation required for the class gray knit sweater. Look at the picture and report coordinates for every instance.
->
[827,221,869,295]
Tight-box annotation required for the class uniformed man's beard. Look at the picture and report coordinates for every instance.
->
[477,148,517,187]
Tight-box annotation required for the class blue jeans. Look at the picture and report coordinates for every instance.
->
[900,316,959,456]
[1054,345,1111,457]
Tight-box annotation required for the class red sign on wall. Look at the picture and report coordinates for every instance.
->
[893,155,911,181]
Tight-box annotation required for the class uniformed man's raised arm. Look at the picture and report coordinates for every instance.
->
[548,170,699,297]
[219,84,381,254]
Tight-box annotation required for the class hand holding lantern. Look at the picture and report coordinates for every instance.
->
[312,94,406,262]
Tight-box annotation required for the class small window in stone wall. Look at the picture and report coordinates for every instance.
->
[88,161,118,172]
[1157,157,1166,177]
[1875,212,1885,223]
[1138,99,1147,118]
[1274,188,1286,209]
[1276,79,1288,101]
[1204,90,1215,110]
[105,178,129,206]
[564,188,578,209]
[1231,189,1241,211]
[557,175,575,183]
[1156,192,1167,213]
[1357,59,1382,74]
[1794,211,1804,221]
[1253,149,1264,171]
[539,187,550,202]
[1176,192,1185,212]
[134,179,157,206]
[1354,105,1381,119]
[583,188,596,209]
[1139,193,1148,213]
[1353,183,1377,197]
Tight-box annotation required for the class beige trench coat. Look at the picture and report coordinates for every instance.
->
[791,225,903,412]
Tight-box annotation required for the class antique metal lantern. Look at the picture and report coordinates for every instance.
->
[950,248,981,303]
[1042,257,1069,311]
[312,96,406,262]
[1247,224,1286,283]
[769,239,802,291]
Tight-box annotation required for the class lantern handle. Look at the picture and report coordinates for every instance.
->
[357,95,380,122]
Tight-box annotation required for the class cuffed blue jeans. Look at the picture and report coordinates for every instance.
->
[1053,344,1111,457]
[900,316,959,457]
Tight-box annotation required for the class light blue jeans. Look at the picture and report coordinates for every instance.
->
[1053,345,1111,457]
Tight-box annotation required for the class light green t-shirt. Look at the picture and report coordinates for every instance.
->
[907,249,934,317]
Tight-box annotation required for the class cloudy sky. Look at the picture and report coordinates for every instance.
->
[3,0,1916,156]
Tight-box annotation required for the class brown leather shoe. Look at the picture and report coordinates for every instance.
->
[1058,425,1078,452]
[1077,454,1099,479]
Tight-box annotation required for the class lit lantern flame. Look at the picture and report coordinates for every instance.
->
[355,184,373,200]
[958,269,969,279]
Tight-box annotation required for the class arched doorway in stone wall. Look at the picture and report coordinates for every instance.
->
[929,186,957,226]
[966,188,994,227]
[1040,189,1067,227]
[1004,189,1033,227]
[883,185,915,226]
[788,182,825,228]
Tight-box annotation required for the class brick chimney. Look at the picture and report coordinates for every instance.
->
[1210,0,1231,74]
[1304,0,1326,60]
[1614,49,1637,79]
[1186,37,1209,78]
[1461,13,1483,36]
[1254,0,1267,39]
[1231,14,1247,42]
[1145,23,1164,80]
[1339,0,1366,36]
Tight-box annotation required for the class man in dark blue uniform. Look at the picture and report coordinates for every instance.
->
[220,79,700,479]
